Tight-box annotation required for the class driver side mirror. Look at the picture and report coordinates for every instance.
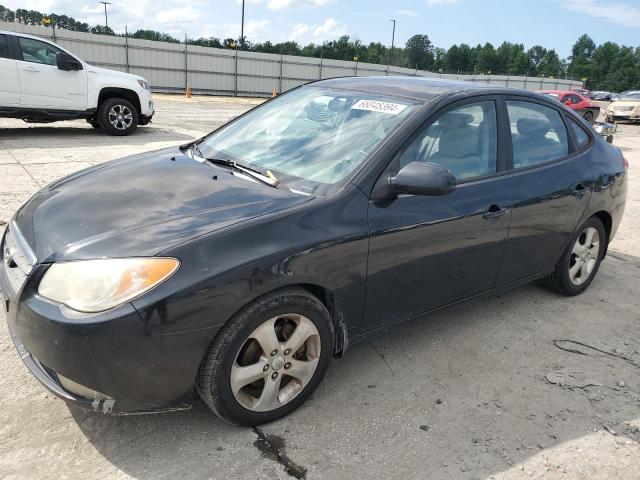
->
[388,161,456,197]
[56,52,83,71]
[564,100,572,106]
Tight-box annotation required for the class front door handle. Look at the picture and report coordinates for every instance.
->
[21,66,39,72]
[572,183,588,197]
[483,204,509,220]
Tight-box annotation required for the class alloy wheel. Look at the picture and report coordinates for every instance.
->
[108,104,133,130]
[568,226,600,286]
[230,314,321,412]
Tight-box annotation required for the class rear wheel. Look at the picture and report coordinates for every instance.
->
[541,217,606,296]
[198,288,334,426]
[98,98,138,136]
[583,111,594,123]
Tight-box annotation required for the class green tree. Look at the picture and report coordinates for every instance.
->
[90,25,114,36]
[538,49,564,78]
[445,44,472,73]
[405,34,434,70]
[189,37,223,48]
[568,34,596,80]
[15,8,43,25]
[131,29,180,43]
[476,43,497,74]
[0,5,15,22]
[527,45,547,75]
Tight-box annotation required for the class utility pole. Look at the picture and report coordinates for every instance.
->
[99,2,111,28]
[240,0,245,50]
[387,19,396,69]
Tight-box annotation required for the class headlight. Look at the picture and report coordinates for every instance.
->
[137,79,150,91]
[38,258,179,313]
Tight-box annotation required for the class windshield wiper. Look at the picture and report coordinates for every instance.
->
[205,157,280,189]
[186,141,280,188]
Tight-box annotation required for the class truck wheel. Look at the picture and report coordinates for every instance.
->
[98,98,138,136]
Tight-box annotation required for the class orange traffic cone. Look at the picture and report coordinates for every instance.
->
[186,82,192,98]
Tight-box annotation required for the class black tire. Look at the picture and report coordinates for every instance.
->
[540,217,606,296]
[583,111,594,123]
[198,288,334,426]
[98,98,138,136]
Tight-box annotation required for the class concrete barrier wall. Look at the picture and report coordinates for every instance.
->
[1,22,583,97]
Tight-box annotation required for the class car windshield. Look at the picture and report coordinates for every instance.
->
[543,93,560,100]
[199,87,419,195]
[619,93,640,101]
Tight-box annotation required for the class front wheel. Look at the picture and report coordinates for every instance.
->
[541,217,606,296]
[583,111,594,123]
[198,288,334,426]
[98,98,138,136]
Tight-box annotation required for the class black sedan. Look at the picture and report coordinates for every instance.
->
[1,77,628,426]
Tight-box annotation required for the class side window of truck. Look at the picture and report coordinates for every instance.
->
[18,37,62,66]
[0,34,9,59]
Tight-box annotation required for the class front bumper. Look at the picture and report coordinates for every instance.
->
[139,89,155,117]
[1,230,211,415]
[605,110,640,120]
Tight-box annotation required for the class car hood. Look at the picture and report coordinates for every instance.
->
[86,64,147,85]
[13,147,312,262]
[608,100,640,108]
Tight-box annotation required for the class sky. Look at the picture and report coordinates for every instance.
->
[3,0,640,58]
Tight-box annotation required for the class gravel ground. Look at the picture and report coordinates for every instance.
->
[0,95,639,480]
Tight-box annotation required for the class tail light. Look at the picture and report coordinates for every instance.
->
[623,155,629,169]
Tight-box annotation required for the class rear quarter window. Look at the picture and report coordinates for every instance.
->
[569,118,591,148]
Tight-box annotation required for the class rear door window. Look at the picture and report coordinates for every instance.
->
[507,101,569,168]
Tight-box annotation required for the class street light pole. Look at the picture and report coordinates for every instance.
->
[240,0,245,50]
[99,1,111,28]
[388,19,396,69]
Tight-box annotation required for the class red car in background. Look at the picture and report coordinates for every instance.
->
[571,87,594,99]
[539,90,600,123]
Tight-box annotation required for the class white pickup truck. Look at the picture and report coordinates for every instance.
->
[0,30,154,136]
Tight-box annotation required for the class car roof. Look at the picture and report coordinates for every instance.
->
[0,29,55,43]
[311,76,538,102]
[539,90,577,95]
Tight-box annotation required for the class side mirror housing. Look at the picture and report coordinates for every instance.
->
[56,52,83,71]
[388,161,456,197]
[564,100,572,106]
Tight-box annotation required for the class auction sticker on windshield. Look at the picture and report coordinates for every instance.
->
[351,99,408,115]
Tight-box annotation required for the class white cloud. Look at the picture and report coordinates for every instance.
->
[288,23,311,41]
[155,6,199,24]
[426,0,459,6]
[268,0,333,10]
[396,9,419,16]
[561,0,640,27]
[312,17,346,40]
[282,17,346,43]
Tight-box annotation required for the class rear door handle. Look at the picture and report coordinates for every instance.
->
[483,204,509,219]
[21,66,39,72]
[572,183,588,196]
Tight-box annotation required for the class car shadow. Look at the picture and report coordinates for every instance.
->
[69,250,640,479]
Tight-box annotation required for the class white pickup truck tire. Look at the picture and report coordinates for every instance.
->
[98,98,139,136]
